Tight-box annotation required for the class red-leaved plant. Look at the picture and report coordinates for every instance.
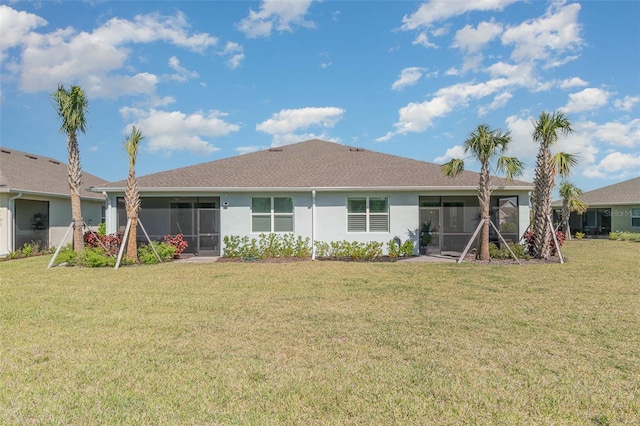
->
[84,231,123,256]
[523,229,565,256]
[164,234,188,258]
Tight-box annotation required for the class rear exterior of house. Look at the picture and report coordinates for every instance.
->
[94,140,533,257]
[0,147,108,257]
[553,176,640,237]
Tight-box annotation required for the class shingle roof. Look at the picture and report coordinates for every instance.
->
[553,176,640,206]
[0,147,107,200]
[96,139,533,192]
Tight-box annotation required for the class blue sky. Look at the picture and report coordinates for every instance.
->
[1,0,639,192]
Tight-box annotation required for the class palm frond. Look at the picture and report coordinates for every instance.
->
[496,156,525,181]
[441,158,465,178]
[124,126,144,168]
[552,152,579,177]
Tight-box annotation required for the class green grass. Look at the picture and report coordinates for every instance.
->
[1,240,638,424]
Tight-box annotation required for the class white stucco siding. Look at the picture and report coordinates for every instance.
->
[314,192,419,247]
[0,194,8,256]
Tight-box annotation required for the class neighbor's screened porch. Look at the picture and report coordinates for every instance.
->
[116,197,220,255]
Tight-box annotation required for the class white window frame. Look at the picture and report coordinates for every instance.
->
[347,196,389,233]
[251,197,294,233]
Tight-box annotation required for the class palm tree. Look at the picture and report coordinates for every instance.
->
[530,111,577,259]
[441,124,524,260]
[558,181,588,239]
[52,84,88,254]
[124,126,144,262]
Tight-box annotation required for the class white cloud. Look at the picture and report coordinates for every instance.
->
[502,2,583,67]
[7,8,216,97]
[401,0,517,31]
[614,95,640,112]
[478,91,512,116]
[579,119,640,148]
[378,78,510,141]
[559,77,588,89]
[391,67,428,91]
[219,41,245,69]
[561,87,610,113]
[235,145,265,155]
[236,0,316,38]
[168,56,199,82]
[453,20,503,53]
[434,145,467,163]
[584,152,640,178]
[256,106,345,146]
[0,5,47,57]
[412,32,437,48]
[120,107,240,154]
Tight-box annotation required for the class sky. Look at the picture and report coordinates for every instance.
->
[1,0,639,193]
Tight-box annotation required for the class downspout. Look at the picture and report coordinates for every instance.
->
[7,192,23,253]
[311,190,316,260]
[102,191,110,233]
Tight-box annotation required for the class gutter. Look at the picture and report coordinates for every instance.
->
[7,192,23,253]
[89,185,534,194]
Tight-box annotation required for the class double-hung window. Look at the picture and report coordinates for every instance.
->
[632,208,640,227]
[252,197,294,233]
[347,196,389,232]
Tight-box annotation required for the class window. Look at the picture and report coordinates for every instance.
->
[347,196,389,232]
[252,197,293,233]
[632,208,640,227]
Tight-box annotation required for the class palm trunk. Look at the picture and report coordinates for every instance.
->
[67,133,84,253]
[561,201,570,240]
[477,160,491,260]
[125,171,140,262]
[532,146,553,259]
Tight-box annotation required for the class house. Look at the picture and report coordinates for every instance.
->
[92,139,533,257]
[0,147,108,256]
[552,176,640,237]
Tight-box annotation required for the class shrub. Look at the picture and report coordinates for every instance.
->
[387,239,400,258]
[575,232,585,240]
[84,231,122,256]
[163,234,188,258]
[399,240,415,257]
[97,222,106,236]
[223,234,311,259]
[313,241,330,258]
[138,242,176,264]
[81,247,116,268]
[489,242,529,260]
[56,246,78,266]
[609,231,640,242]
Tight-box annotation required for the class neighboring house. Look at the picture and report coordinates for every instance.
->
[552,176,640,237]
[0,147,108,256]
[92,139,533,257]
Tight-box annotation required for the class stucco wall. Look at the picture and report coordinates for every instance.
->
[610,205,640,233]
[0,194,8,256]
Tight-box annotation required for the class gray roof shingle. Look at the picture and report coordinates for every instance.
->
[553,176,640,206]
[97,139,533,191]
[0,147,107,200]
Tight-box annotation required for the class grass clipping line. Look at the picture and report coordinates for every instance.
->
[0,239,638,424]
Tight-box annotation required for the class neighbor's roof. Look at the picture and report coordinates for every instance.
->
[553,176,640,206]
[95,139,533,192]
[0,147,107,200]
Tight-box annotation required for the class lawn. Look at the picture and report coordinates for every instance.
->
[1,240,638,424]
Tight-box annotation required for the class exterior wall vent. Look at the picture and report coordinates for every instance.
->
[1,149,10,154]
[49,160,61,165]
[25,154,38,160]
[349,147,364,152]
[268,148,283,152]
